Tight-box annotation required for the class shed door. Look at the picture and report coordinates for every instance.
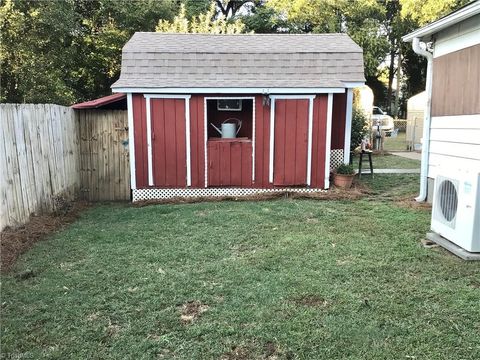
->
[151,98,187,187]
[273,99,309,186]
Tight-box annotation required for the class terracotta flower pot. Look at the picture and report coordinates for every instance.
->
[333,173,355,189]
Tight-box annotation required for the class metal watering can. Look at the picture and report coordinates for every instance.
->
[210,118,242,138]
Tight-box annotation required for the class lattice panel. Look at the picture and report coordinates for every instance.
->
[133,187,327,201]
[330,149,344,170]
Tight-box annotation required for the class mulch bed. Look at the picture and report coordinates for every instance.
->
[1,201,90,273]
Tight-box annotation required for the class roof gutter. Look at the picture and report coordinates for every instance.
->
[411,37,433,202]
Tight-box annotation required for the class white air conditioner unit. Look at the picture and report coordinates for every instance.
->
[431,170,480,253]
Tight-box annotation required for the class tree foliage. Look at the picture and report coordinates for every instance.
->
[0,0,471,110]
[156,2,246,34]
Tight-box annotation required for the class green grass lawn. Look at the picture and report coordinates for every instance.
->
[383,132,408,151]
[352,153,420,170]
[2,177,480,359]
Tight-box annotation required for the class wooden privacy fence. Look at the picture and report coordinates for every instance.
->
[1,104,130,231]
[78,110,130,201]
[0,104,79,230]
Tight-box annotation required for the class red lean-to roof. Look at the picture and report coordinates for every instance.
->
[71,93,126,109]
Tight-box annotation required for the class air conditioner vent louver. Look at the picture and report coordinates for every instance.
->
[439,179,458,223]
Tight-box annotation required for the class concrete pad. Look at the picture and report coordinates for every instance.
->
[426,232,480,260]
[390,152,422,161]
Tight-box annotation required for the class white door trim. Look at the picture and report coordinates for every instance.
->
[324,93,334,189]
[203,96,256,186]
[343,88,354,164]
[127,93,136,190]
[145,95,192,187]
[268,95,316,185]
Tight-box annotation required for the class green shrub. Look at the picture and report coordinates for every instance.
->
[335,163,355,175]
[351,107,368,151]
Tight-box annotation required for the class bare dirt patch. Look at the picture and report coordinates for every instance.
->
[1,201,90,273]
[221,346,252,360]
[292,294,329,308]
[179,300,209,324]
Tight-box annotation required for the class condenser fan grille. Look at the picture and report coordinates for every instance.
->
[439,179,458,223]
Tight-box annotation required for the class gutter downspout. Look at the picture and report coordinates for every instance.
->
[412,37,433,202]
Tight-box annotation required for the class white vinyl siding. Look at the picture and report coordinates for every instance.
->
[428,115,480,179]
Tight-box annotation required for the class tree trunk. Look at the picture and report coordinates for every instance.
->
[394,45,402,118]
[387,47,395,114]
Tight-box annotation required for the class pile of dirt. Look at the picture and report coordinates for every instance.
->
[0,201,89,273]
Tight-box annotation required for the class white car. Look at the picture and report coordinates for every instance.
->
[371,106,394,134]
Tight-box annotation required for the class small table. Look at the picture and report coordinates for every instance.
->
[358,150,374,178]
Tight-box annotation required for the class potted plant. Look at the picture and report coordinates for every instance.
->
[333,163,356,188]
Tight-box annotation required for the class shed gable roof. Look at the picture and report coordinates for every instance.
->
[112,33,365,90]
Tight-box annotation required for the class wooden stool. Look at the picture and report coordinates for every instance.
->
[358,150,373,178]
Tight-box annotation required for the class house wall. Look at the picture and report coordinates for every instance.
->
[131,93,334,191]
[427,15,480,181]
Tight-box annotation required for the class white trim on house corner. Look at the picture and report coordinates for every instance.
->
[203,96,256,183]
[306,97,315,186]
[145,96,154,186]
[145,94,192,187]
[342,82,365,88]
[268,95,316,185]
[402,1,480,42]
[343,88,354,164]
[185,97,191,187]
[433,26,480,58]
[324,93,334,189]
[127,93,136,190]
[143,94,192,99]
[113,87,346,94]
[268,98,276,184]
[203,97,208,187]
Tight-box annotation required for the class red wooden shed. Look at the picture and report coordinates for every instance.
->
[111,33,365,201]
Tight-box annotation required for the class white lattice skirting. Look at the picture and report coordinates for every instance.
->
[133,187,327,201]
[330,149,344,170]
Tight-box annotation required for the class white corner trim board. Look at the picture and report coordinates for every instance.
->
[306,97,314,186]
[127,93,136,190]
[324,93,334,189]
[114,87,346,94]
[145,96,154,186]
[268,98,276,184]
[144,94,192,187]
[268,95,316,185]
[343,88,354,164]
[185,97,192,187]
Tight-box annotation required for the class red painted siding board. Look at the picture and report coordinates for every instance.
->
[331,93,347,149]
[311,95,328,188]
[133,94,147,188]
[175,99,187,186]
[295,99,309,184]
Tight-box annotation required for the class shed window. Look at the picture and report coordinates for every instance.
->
[217,99,242,111]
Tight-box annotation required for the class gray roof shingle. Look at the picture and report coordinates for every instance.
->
[112,33,365,89]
